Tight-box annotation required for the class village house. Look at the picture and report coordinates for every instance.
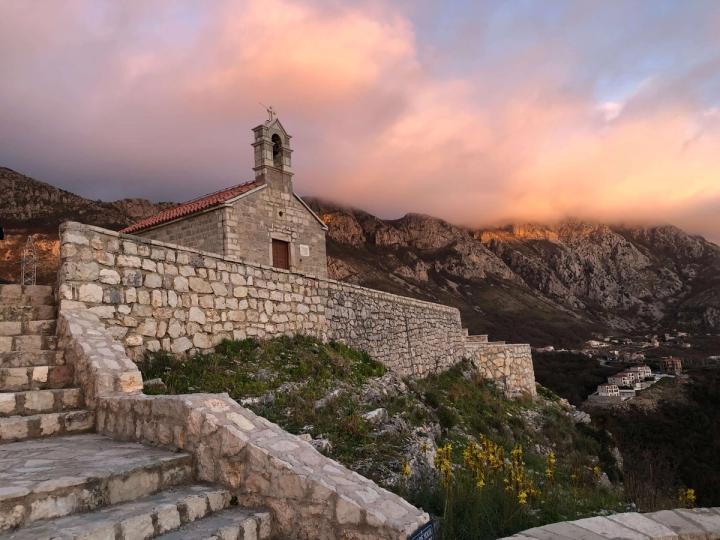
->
[626,365,652,381]
[121,112,329,277]
[597,383,620,397]
[608,372,634,388]
[662,357,683,375]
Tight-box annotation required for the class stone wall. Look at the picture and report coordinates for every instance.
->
[466,342,536,397]
[227,173,328,278]
[327,287,465,377]
[57,301,430,539]
[137,207,226,257]
[500,507,720,539]
[58,221,465,377]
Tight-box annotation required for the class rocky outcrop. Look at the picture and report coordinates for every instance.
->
[309,199,720,342]
[0,167,172,231]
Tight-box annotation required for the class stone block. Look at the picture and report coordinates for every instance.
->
[607,512,678,539]
[78,284,104,303]
[643,510,709,540]
[145,273,163,288]
[174,276,189,292]
[188,307,206,324]
[189,277,212,294]
[171,337,193,353]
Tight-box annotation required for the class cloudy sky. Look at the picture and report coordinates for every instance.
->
[1,1,719,242]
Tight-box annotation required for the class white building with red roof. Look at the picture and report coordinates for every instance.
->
[121,114,329,277]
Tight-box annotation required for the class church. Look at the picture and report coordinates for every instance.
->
[121,112,329,277]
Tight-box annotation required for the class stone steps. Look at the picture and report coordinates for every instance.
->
[0,388,82,417]
[0,350,63,368]
[0,484,236,540]
[0,365,73,391]
[0,305,56,323]
[0,410,94,442]
[0,285,54,307]
[0,334,57,352]
[0,320,57,337]
[155,506,272,540]
[0,434,194,531]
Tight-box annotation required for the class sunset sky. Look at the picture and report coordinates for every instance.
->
[1,1,719,242]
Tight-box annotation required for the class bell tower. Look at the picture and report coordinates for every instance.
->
[252,107,293,191]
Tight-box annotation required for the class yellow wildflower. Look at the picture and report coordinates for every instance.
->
[545,452,556,482]
[402,462,411,478]
[434,443,454,488]
[678,487,696,508]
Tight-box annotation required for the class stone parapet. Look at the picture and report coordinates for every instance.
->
[466,341,536,397]
[500,508,720,539]
[97,392,429,539]
[56,308,143,408]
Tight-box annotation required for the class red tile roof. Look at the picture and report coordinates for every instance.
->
[120,180,262,234]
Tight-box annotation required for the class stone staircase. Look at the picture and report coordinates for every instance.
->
[0,285,93,442]
[0,286,271,540]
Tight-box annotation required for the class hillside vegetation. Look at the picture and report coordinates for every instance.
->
[139,335,628,539]
[591,368,720,510]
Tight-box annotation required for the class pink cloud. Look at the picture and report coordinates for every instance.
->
[0,0,719,244]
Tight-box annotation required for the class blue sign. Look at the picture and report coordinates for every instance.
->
[409,521,435,540]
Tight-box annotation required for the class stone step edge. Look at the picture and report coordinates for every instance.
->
[0,297,56,306]
[0,338,58,353]
[0,448,193,530]
[154,506,272,540]
[0,320,57,337]
[0,306,58,323]
[0,388,83,418]
[0,484,232,540]
[499,508,720,540]
[0,285,54,295]
[0,409,95,443]
[0,365,73,392]
[0,351,63,369]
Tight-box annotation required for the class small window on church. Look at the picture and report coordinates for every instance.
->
[272,239,290,270]
[272,134,283,167]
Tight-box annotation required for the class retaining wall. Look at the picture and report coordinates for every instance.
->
[466,342,537,397]
[57,222,466,377]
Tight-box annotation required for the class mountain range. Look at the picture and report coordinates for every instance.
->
[2,166,718,346]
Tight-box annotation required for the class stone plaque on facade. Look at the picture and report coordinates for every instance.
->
[299,244,310,257]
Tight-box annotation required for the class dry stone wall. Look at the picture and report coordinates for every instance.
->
[57,222,466,377]
[466,342,537,397]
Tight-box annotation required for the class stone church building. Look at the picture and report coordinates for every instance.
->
[121,115,329,277]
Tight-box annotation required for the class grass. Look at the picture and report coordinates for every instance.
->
[139,335,628,539]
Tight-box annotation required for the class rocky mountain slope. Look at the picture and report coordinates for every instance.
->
[307,199,720,346]
[1,166,718,345]
[0,167,173,231]
[0,167,172,283]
